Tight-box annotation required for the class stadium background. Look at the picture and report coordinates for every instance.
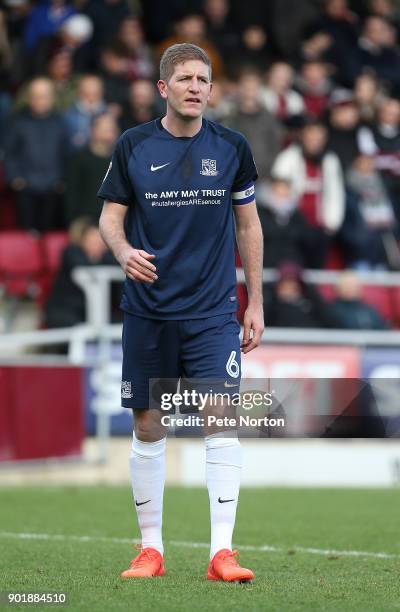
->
[0,1,400,610]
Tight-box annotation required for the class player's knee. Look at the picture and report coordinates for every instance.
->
[133,410,164,442]
[134,426,161,442]
[134,422,159,442]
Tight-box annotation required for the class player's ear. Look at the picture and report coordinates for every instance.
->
[157,79,168,99]
[207,81,213,103]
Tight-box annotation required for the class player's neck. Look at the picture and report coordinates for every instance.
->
[161,113,203,138]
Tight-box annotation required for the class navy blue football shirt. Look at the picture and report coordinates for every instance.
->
[97,117,257,320]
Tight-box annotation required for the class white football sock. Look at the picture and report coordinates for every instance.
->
[129,432,166,555]
[205,433,242,559]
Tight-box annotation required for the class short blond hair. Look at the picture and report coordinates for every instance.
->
[159,43,211,83]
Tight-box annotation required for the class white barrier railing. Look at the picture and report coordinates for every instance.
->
[0,265,399,357]
[72,266,400,329]
[2,324,400,358]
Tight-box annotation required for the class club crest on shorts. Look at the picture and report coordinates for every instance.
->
[121,380,133,399]
[200,159,218,176]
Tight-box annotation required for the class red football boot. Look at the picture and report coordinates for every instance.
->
[120,546,165,578]
[207,549,254,582]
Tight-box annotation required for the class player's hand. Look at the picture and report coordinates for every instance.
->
[241,304,264,354]
[119,247,158,283]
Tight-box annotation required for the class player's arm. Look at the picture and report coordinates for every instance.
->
[234,200,264,354]
[99,200,157,283]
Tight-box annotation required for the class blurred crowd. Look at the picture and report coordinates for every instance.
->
[1,0,400,330]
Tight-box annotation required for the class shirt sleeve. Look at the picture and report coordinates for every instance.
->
[231,135,258,206]
[97,134,134,205]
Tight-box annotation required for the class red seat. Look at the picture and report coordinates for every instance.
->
[39,231,69,306]
[0,231,43,298]
[361,285,394,323]
[41,231,69,273]
[390,287,400,326]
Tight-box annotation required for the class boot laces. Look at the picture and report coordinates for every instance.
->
[221,549,240,566]
[130,544,157,568]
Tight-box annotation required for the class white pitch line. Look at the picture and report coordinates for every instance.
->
[0,532,398,560]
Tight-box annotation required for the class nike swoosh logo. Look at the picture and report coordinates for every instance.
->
[151,162,171,171]
[224,381,239,388]
[135,499,151,506]
[218,497,235,503]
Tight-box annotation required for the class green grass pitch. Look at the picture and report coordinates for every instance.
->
[1,486,400,611]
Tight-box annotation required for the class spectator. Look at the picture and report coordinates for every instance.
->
[157,12,224,79]
[139,0,202,44]
[46,49,78,110]
[4,77,68,231]
[300,31,333,64]
[344,154,399,268]
[296,60,332,119]
[261,62,305,122]
[360,98,400,221]
[64,74,107,149]
[100,15,154,111]
[119,79,160,133]
[2,0,32,88]
[3,0,31,47]
[103,15,154,82]
[332,270,390,329]
[44,216,116,328]
[81,0,130,54]
[327,92,362,170]
[265,0,319,59]
[353,72,384,124]
[23,0,75,51]
[203,79,234,121]
[228,24,273,76]
[15,49,79,112]
[257,176,328,268]
[263,261,336,328]
[33,12,95,74]
[368,0,400,41]
[223,71,283,179]
[65,112,119,223]
[302,0,358,81]
[272,119,345,265]
[203,0,239,63]
[306,0,358,46]
[348,16,400,92]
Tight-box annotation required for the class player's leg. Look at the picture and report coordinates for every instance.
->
[181,314,253,582]
[130,409,166,553]
[120,314,179,578]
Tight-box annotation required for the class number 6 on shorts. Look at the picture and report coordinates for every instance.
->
[226,350,239,378]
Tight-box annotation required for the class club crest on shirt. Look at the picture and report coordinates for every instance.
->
[200,159,218,176]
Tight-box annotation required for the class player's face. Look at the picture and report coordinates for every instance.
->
[158,60,212,120]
